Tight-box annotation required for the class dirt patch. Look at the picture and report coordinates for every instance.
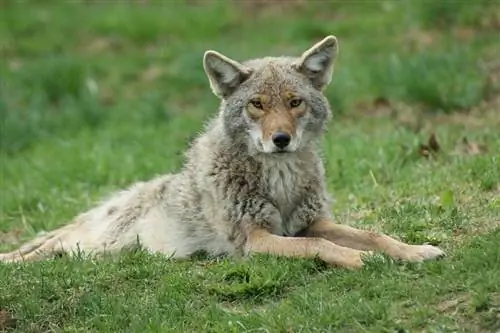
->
[0,309,17,331]
[451,197,500,244]
[140,65,165,83]
[452,27,476,42]
[436,292,500,332]
[78,36,126,55]
[453,137,489,156]
[351,94,500,134]
[482,59,500,102]
[437,293,472,313]
[479,9,500,30]
[403,28,440,52]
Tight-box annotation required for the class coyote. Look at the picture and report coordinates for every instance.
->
[0,36,444,268]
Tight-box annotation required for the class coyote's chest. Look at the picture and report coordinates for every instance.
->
[261,159,307,235]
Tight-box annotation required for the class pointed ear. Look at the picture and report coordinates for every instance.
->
[203,50,252,98]
[294,35,338,90]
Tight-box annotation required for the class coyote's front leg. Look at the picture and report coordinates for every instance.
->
[302,218,445,262]
[245,227,371,269]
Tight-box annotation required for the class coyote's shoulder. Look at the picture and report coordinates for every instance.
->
[1,36,444,268]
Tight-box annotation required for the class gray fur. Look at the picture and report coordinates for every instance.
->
[0,36,339,262]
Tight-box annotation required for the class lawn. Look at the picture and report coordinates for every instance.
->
[1,1,499,332]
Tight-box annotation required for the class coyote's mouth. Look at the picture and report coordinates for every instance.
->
[272,149,291,155]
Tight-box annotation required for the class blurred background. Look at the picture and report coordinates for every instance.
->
[1,0,498,155]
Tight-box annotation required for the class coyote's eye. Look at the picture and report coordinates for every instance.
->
[250,99,263,109]
[289,98,303,108]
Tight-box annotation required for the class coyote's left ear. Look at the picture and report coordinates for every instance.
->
[203,50,252,99]
[294,35,338,90]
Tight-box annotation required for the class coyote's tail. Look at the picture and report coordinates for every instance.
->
[0,223,76,263]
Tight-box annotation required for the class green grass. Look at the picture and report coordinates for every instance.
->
[1,1,500,332]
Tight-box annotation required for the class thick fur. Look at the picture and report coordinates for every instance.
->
[0,36,444,268]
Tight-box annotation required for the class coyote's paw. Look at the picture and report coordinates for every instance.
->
[401,244,445,262]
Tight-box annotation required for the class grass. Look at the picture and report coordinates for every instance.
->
[1,0,499,332]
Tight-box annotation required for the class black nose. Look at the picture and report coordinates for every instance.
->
[272,132,291,149]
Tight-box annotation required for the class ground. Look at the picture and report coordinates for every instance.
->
[0,1,499,332]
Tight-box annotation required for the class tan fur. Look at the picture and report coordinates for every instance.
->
[0,36,445,268]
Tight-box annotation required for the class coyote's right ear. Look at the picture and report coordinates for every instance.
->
[294,35,338,90]
[203,51,252,98]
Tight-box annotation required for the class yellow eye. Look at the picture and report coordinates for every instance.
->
[250,99,263,109]
[289,98,303,108]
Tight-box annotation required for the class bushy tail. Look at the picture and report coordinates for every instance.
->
[0,223,76,263]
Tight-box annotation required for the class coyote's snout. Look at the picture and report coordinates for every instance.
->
[0,35,445,268]
[246,92,306,154]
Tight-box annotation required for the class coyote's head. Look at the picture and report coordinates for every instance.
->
[203,36,338,155]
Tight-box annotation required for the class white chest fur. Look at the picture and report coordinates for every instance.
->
[261,157,305,235]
